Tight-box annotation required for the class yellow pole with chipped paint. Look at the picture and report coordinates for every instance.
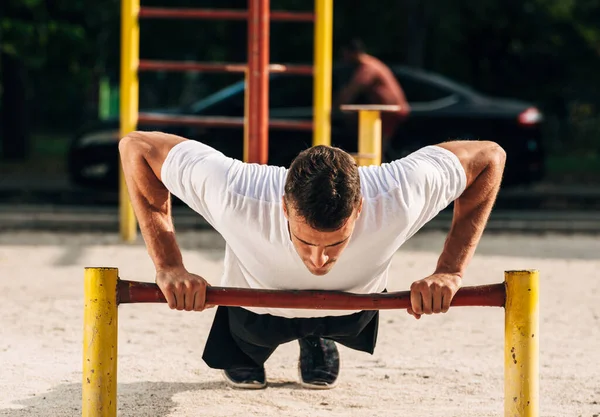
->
[312,0,333,147]
[119,0,140,242]
[83,267,119,417]
[504,270,539,417]
[357,110,382,166]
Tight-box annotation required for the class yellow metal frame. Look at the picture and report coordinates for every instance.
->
[82,267,540,415]
[119,0,140,242]
[119,0,335,240]
[504,270,539,417]
[312,0,333,147]
[82,268,119,417]
[339,105,402,166]
[356,110,382,166]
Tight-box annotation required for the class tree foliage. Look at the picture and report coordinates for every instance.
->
[1,0,599,153]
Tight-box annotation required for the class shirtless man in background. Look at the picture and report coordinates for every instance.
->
[334,39,411,159]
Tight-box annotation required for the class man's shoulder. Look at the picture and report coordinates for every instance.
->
[361,54,387,68]
[357,146,452,193]
[166,139,228,164]
[229,163,288,204]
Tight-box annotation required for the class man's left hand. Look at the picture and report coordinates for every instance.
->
[407,273,462,319]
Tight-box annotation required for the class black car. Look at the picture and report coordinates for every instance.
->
[68,65,545,189]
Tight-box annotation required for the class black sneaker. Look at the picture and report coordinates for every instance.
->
[298,336,340,389]
[222,366,267,389]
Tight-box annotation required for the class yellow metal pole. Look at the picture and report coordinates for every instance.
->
[82,267,119,417]
[119,0,140,242]
[312,0,333,147]
[504,270,539,417]
[357,110,382,166]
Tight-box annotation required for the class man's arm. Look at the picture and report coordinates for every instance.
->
[408,140,506,319]
[334,82,362,108]
[333,67,371,108]
[395,83,411,116]
[119,131,211,311]
[434,140,506,276]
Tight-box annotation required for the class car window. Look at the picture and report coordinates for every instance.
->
[395,74,454,103]
[188,75,315,117]
[194,87,245,117]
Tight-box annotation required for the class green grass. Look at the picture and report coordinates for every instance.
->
[0,132,69,176]
[32,132,71,156]
[547,154,600,173]
[545,153,600,183]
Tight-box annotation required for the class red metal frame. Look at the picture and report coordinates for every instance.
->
[247,0,270,164]
[138,60,313,75]
[117,280,506,309]
[136,1,314,164]
[138,113,312,131]
[139,7,314,22]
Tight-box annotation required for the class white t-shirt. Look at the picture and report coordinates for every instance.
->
[161,141,466,318]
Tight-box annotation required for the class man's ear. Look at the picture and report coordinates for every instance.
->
[356,198,364,218]
[282,196,289,219]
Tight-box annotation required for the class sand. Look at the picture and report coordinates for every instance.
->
[0,230,599,417]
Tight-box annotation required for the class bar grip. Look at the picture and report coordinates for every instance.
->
[117,280,505,310]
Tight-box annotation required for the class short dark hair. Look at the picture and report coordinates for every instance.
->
[284,145,362,231]
[343,38,365,54]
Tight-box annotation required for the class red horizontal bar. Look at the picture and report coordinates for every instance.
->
[271,11,314,22]
[117,280,506,310]
[138,60,312,75]
[277,64,313,75]
[139,60,246,73]
[138,113,313,131]
[138,7,313,22]
[139,7,247,20]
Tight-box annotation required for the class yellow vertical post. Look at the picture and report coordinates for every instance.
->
[504,270,539,417]
[119,0,140,242]
[357,110,382,166]
[82,267,119,417]
[312,0,333,147]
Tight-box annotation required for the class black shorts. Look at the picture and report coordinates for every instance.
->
[202,306,380,369]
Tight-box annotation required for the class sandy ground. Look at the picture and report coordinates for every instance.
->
[0,230,599,417]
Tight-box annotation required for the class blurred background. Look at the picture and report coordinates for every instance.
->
[1,0,600,230]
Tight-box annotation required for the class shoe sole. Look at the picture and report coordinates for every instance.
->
[222,370,267,390]
[297,363,339,390]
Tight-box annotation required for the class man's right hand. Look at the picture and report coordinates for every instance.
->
[156,267,213,311]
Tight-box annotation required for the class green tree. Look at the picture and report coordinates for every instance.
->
[0,0,99,159]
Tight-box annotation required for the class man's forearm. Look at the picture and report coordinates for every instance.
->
[120,137,184,272]
[435,155,504,277]
[137,195,184,272]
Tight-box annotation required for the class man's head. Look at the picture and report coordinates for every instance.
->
[341,38,365,64]
[283,145,363,276]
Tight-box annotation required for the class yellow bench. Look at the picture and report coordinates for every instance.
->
[340,104,403,166]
